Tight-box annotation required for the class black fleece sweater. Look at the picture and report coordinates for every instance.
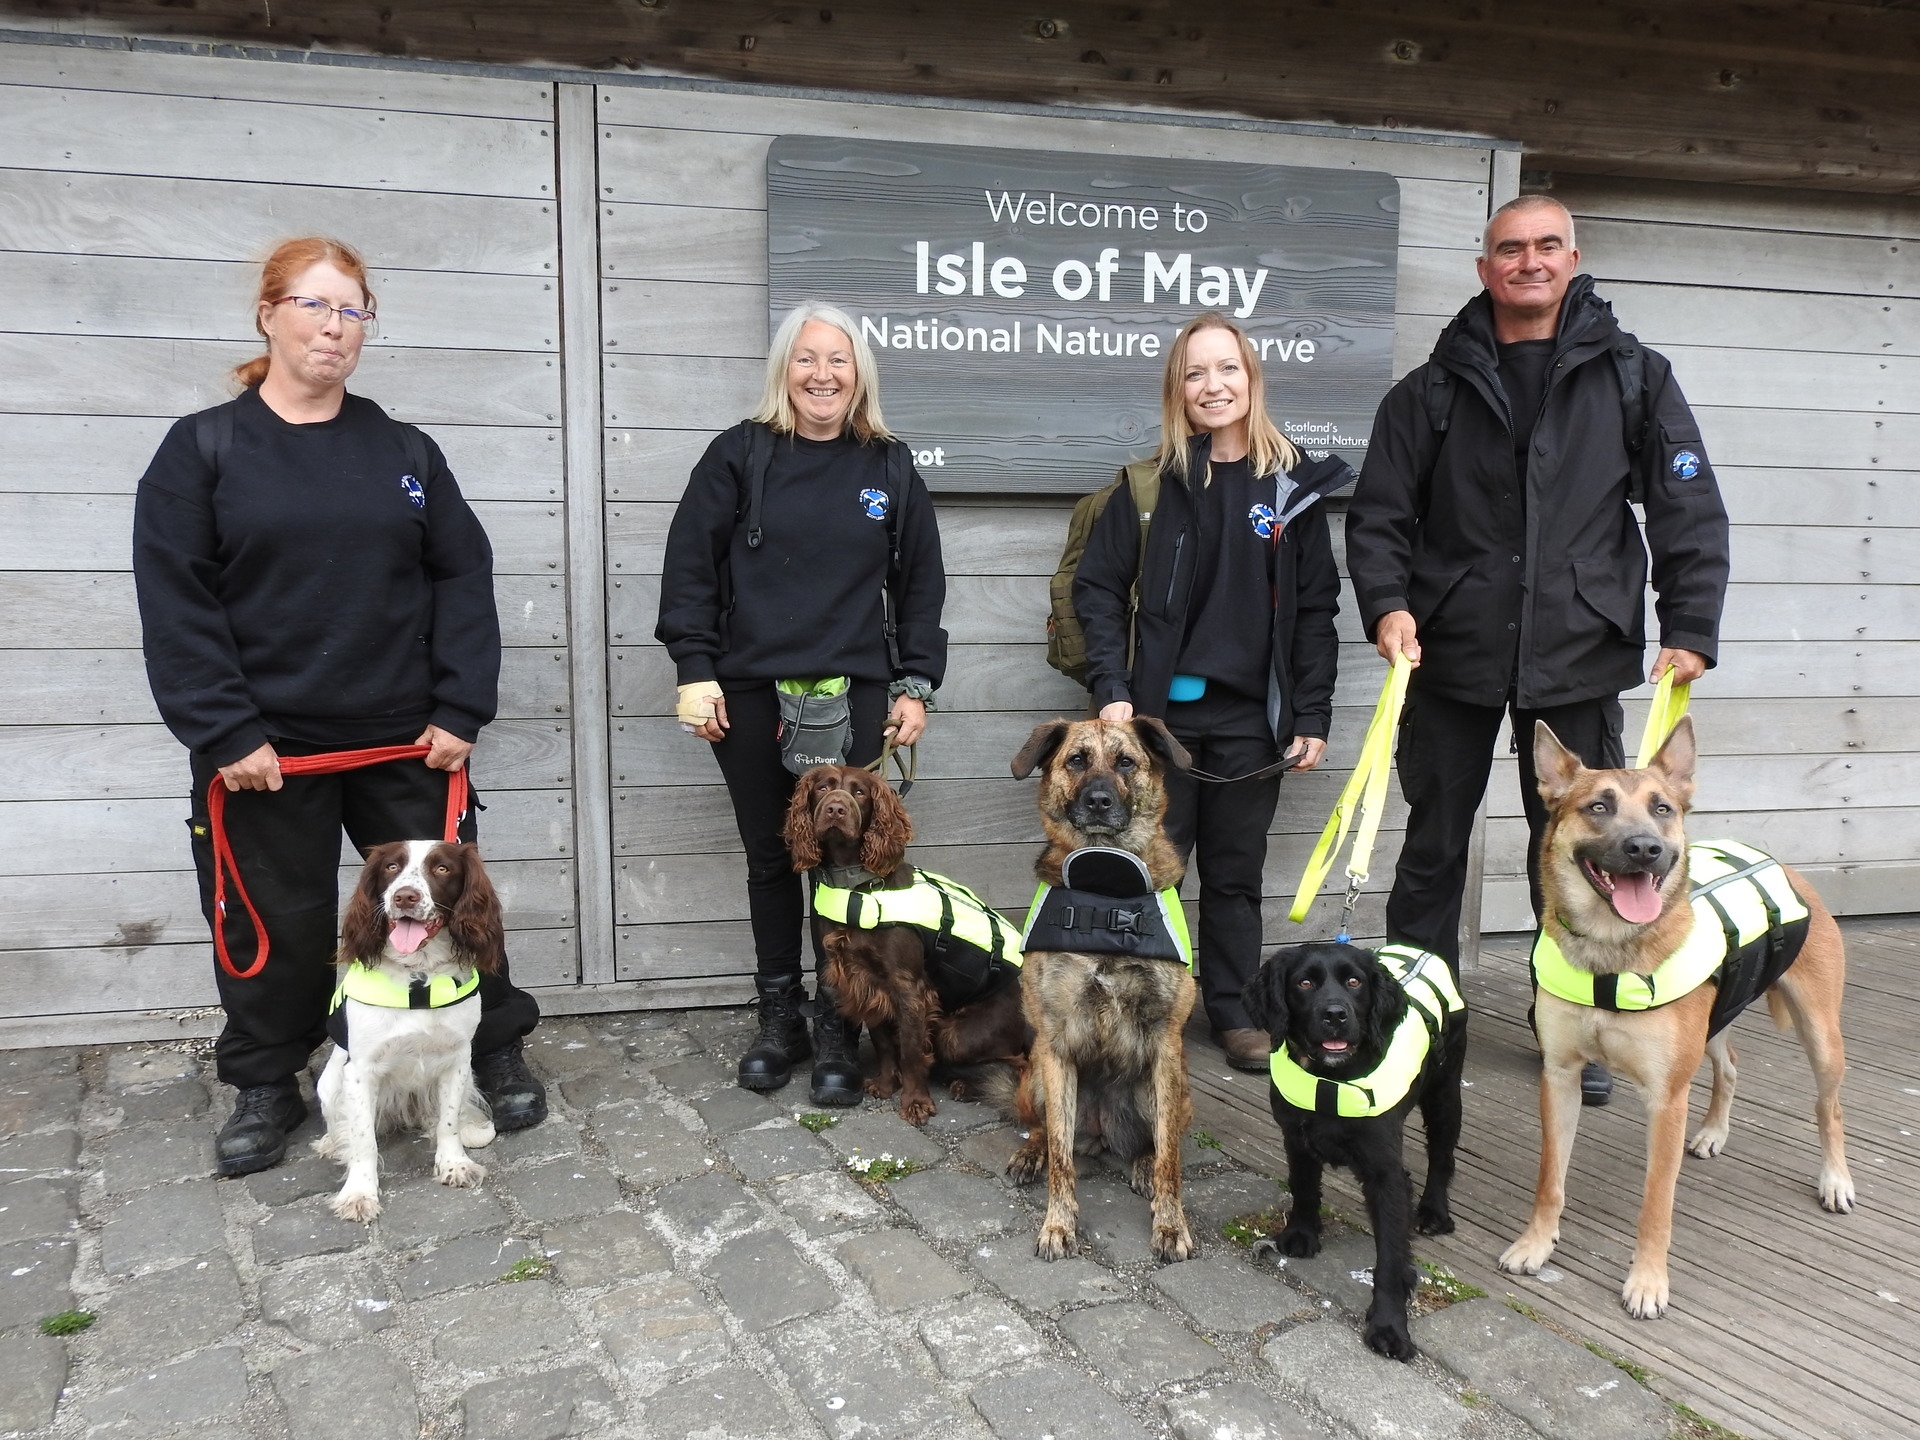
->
[655,422,948,687]
[133,388,500,767]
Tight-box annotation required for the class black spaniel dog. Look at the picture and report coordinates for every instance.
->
[1243,941,1467,1361]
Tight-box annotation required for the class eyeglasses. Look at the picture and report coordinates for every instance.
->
[272,296,379,337]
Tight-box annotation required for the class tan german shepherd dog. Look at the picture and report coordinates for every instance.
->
[1500,715,1854,1318]
[1005,717,1198,1263]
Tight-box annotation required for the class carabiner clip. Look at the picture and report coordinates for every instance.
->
[1335,873,1362,944]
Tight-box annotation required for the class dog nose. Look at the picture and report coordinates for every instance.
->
[1323,1004,1349,1025]
[821,796,850,819]
[1622,834,1665,865]
[1083,788,1115,814]
[391,886,423,910]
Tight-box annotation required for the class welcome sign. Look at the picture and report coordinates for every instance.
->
[766,135,1401,493]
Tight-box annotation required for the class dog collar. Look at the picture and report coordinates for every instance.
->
[331,960,479,1012]
[1269,945,1463,1118]
[1532,840,1809,1014]
[815,862,887,893]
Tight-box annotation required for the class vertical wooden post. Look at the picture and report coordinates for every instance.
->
[557,83,615,986]
[1491,147,1523,208]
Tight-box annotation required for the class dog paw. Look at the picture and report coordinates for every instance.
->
[1152,1222,1195,1263]
[1275,1224,1322,1259]
[898,1095,936,1126]
[1414,1200,1455,1236]
[436,1157,486,1188]
[1004,1145,1047,1187]
[863,1076,899,1101]
[459,1120,497,1150]
[330,1189,381,1223]
[1034,1222,1076,1261]
[1621,1264,1669,1319]
[946,1078,974,1100]
[1363,1312,1418,1362]
[310,1134,338,1159]
[1820,1168,1856,1214]
[1686,1125,1729,1159]
[1127,1155,1155,1198]
[1498,1230,1556,1275]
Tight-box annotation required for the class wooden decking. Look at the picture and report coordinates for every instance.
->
[1187,916,1920,1440]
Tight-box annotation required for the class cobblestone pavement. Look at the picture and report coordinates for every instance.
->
[0,1014,1679,1440]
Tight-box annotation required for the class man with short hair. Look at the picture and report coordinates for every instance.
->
[1347,195,1730,1105]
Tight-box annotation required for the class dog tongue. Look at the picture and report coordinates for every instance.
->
[389,917,432,955]
[1610,872,1664,924]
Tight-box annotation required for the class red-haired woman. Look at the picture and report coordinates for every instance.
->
[133,237,543,1177]
[1074,312,1354,1070]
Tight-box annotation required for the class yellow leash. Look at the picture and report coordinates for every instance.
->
[1290,655,1412,939]
[1634,666,1691,768]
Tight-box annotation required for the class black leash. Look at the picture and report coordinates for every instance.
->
[1185,743,1308,785]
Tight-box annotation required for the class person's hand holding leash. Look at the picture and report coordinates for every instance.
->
[1374,610,1421,668]
[413,724,473,771]
[1099,701,1135,723]
[1288,737,1327,771]
[1651,647,1707,685]
[218,742,284,792]
[888,694,928,745]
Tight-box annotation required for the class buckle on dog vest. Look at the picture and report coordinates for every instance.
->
[330,960,479,1013]
[1020,847,1192,969]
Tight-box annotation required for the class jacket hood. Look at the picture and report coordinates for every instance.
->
[1173,430,1355,523]
[1430,274,1621,429]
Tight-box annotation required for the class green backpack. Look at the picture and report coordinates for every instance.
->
[1045,459,1161,686]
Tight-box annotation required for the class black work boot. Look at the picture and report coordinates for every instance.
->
[808,980,864,1107]
[216,1080,308,1177]
[739,973,812,1091]
[474,1040,548,1131]
[1581,1062,1614,1107]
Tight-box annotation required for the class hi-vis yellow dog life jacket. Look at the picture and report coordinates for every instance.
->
[1269,944,1465,1118]
[1531,839,1810,1038]
[811,868,1022,1008]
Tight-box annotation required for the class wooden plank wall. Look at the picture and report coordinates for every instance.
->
[1470,175,1920,931]
[0,44,583,1042]
[591,84,1504,988]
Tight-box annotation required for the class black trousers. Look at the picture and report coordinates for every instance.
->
[1384,678,1624,964]
[1161,689,1285,1033]
[709,680,890,980]
[188,737,540,1088]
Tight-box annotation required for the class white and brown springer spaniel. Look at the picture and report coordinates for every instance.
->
[314,839,505,1221]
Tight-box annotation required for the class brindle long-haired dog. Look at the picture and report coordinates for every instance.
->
[1005,717,1198,1262]
[1500,715,1853,1319]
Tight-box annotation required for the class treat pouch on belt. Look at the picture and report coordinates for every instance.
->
[326,961,480,1052]
[1531,839,1810,1038]
[1269,945,1465,1118]
[811,869,1022,1008]
[1020,847,1193,969]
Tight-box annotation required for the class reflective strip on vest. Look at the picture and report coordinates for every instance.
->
[1020,882,1193,970]
[1531,840,1810,1012]
[330,960,480,1012]
[811,870,1020,966]
[1268,945,1464,1118]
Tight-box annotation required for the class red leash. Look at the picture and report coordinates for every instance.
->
[208,744,470,980]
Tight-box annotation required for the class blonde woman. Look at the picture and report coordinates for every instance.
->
[133,237,544,1178]
[1073,312,1355,1070]
[656,302,948,1100]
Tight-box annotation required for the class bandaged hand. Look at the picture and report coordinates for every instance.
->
[676,680,726,734]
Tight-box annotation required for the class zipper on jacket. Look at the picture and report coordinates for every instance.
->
[1164,530,1186,611]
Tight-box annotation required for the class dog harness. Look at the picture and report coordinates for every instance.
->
[811,868,1023,1009]
[1269,944,1465,1118]
[1019,847,1193,970]
[324,960,479,1051]
[1531,839,1810,1038]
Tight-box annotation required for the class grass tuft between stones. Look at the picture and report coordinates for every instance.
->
[499,1256,553,1283]
[845,1153,918,1182]
[1459,1388,1490,1408]
[38,1310,95,1336]
[1583,1338,1653,1386]
[1673,1402,1754,1440]
[1221,1208,1287,1246]
[1192,1128,1222,1151]
[796,1112,838,1133]
[1417,1259,1487,1306]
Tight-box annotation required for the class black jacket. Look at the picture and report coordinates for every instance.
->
[134,389,499,768]
[1346,276,1730,709]
[655,421,948,687]
[1074,434,1352,741]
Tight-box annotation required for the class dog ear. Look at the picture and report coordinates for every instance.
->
[449,844,506,974]
[338,843,395,963]
[1130,716,1193,773]
[782,767,826,872]
[859,779,914,876]
[1010,720,1072,779]
[1242,947,1297,1033]
[1646,713,1697,805]
[1532,720,1586,806]
[1360,952,1410,1056]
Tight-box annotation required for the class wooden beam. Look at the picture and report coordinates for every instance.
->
[5,2,1918,193]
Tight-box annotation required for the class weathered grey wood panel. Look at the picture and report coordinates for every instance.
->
[0,251,559,353]
[1551,174,1920,242]
[1690,408,1920,471]
[601,279,768,357]
[1,84,557,198]
[0,167,559,275]
[1599,282,1920,360]
[1577,217,1915,299]
[1652,343,1919,415]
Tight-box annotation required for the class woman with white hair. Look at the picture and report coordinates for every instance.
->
[656,303,948,1100]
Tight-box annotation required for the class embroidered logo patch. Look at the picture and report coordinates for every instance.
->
[1670,450,1701,480]
[400,474,425,508]
[1248,503,1278,539]
[858,488,889,520]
